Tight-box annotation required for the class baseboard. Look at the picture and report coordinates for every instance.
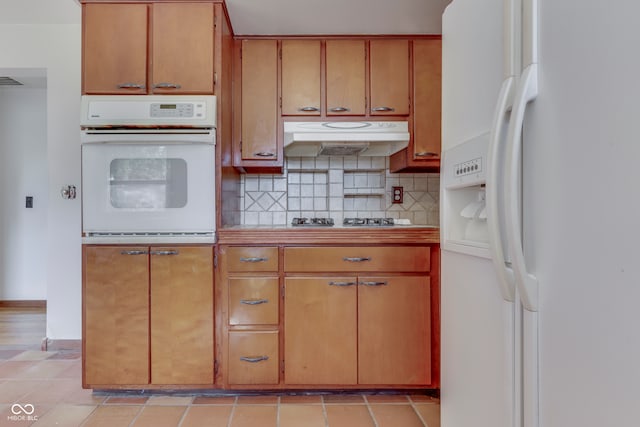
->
[0,300,46,309]
[41,338,82,352]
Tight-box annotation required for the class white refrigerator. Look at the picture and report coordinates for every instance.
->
[440,0,640,427]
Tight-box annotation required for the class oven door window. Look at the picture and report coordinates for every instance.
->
[109,158,187,209]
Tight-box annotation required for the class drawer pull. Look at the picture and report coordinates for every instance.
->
[329,281,357,287]
[329,106,350,113]
[240,257,269,263]
[153,82,182,89]
[254,152,276,157]
[415,152,439,157]
[240,355,269,363]
[298,106,320,112]
[372,106,395,112]
[120,250,148,256]
[240,298,269,305]
[359,281,388,287]
[150,250,179,256]
[117,82,145,89]
[343,257,372,263]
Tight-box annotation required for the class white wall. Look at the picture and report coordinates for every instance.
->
[0,87,48,300]
[0,1,82,339]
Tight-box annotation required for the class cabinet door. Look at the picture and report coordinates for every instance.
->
[82,3,148,94]
[284,277,357,385]
[150,246,214,385]
[152,3,214,94]
[84,246,149,386]
[358,276,431,385]
[326,40,366,116]
[369,39,410,115]
[241,40,279,160]
[412,39,442,160]
[281,40,321,115]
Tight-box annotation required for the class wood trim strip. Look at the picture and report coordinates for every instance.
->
[0,300,46,309]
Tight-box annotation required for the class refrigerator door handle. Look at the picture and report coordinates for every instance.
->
[487,76,517,302]
[504,63,539,312]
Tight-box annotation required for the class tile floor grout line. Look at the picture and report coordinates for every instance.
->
[78,405,101,427]
[226,397,237,427]
[175,403,191,427]
[320,395,329,427]
[409,397,429,427]
[363,395,381,427]
[125,403,146,427]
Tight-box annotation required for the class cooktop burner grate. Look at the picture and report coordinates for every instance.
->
[291,217,335,227]
[343,217,395,227]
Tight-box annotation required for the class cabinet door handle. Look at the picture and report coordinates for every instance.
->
[120,250,148,256]
[117,83,145,89]
[329,106,350,113]
[371,106,395,112]
[150,250,179,256]
[240,355,269,363]
[359,281,388,287]
[240,257,269,263]
[298,106,320,112]
[328,281,357,287]
[153,82,182,89]
[254,152,276,157]
[240,299,269,305]
[415,152,439,157]
[343,257,371,263]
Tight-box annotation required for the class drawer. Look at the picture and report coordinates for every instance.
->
[229,277,279,325]
[228,331,279,385]
[226,247,278,272]
[284,246,430,273]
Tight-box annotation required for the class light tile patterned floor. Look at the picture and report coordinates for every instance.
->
[0,308,440,427]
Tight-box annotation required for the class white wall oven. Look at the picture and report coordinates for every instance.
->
[80,95,216,243]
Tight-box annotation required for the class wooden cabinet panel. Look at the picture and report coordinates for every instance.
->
[229,331,279,384]
[412,39,442,160]
[284,277,358,385]
[82,3,148,94]
[151,3,214,94]
[229,277,279,325]
[226,246,279,272]
[150,246,214,385]
[281,40,321,115]
[84,246,149,386]
[284,246,430,273]
[369,39,410,115]
[358,276,431,385]
[326,40,366,116]
[241,40,279,161]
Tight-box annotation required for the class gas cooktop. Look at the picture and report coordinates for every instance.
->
[290,217,396,227]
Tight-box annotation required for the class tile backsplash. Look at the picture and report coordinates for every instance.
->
[240,156,440,226]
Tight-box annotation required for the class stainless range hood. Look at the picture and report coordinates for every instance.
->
[283,121,409,157]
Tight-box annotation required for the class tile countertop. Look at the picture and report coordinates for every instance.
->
[217,225,440,245]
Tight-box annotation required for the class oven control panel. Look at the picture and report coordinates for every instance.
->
[80,95,216,127]
[151,102,205,118]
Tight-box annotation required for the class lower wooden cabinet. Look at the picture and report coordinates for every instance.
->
[83,245,214,388]
[284,277,358,385]
[284,275,431,386]
[84,246,150,386]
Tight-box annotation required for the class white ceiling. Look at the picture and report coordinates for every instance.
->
[225,0,452,36]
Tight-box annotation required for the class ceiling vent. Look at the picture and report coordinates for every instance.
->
[0,77,24,86]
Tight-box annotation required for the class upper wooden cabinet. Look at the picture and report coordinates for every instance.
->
[390,38,442,172]
[326,40,367,116]
[82,2,214,94]
[281,40,321,115]
[369,39,410,116]
[82,3,148,94]
[238,39,280,165]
